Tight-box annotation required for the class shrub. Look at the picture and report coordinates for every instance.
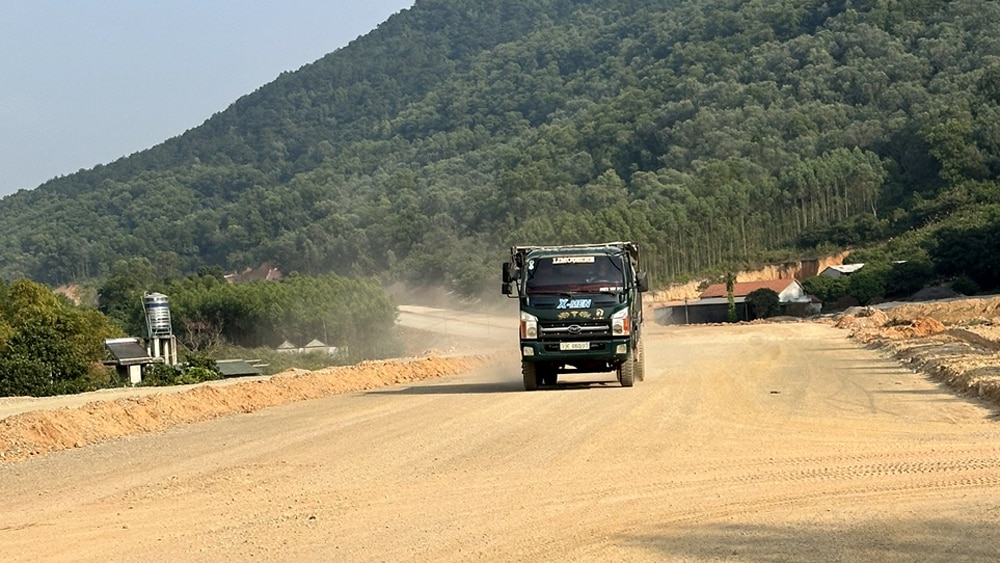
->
[928,221,1000,292]
[140,363,181,387]
[885,260,935,298]
[182,352,222,377]
[140,362,221,387]
[950,275,981,296]
[746,288,781,319]
[847,264,890,305]
[0,355,51,397]
[802,275,849,305]
[174,367,220,385]
[0,279,123,397]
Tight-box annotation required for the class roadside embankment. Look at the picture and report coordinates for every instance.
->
[833,297,1000,408]
[0,355,487,463]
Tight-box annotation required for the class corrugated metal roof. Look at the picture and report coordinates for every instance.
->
[215,359,263,377]
[104,338,156,366]
[823,263,866,274]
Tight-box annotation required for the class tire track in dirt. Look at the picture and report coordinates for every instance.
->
[500,449,1000,547]
[718,449,1000,482]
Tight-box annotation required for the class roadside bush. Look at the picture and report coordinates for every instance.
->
[139,362,221,387]
[182,352,222,377]
[0,279,123,397]
[847,264,890,305]
[174,367,221,385]
[0,355,52,397]
[802,275,849,306]
[746,288,781,319]
[928,220,1000,292]
[950,275,981,296]
[884,260,936,298]
[140,363,181,386]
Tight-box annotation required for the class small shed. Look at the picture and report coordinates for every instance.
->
[304,339,340,356]
[819,264,865,278]
[275,339,341,356]
[215,359,265,378]
[104,337,161,385]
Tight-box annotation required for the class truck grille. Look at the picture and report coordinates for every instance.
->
[538,321,611,340]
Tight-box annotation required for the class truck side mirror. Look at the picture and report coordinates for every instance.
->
[502,262,513,284]
[636,271,649,293]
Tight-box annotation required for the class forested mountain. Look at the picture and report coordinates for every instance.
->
[2,0,999,295]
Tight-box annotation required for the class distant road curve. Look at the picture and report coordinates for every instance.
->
[396,304,514,343]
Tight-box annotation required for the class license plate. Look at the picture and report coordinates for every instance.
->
[560,342,589,351]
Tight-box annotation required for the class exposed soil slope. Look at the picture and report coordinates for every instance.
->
[834,296,1000,405]
[0,356,485,463]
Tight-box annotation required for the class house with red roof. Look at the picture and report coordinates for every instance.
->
[655,279,819,324]
[699,279,809,302]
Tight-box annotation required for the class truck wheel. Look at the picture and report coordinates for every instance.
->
[522,361,540,391]
[617,351,635,388]
[542,370,558,386]
[635,337,646,382]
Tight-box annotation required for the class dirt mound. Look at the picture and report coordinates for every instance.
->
[883,295,1000,325]
[908,285,959,301]
[833,297,1000,407]
[0,355,487,464]
[834,305,948,340]
[885,317,947,339]
[834,307,890,338]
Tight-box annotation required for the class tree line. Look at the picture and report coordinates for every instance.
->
[0,270,401,397]
[99,261,401,359]
[0,0,997,298]
[0,279,122,396]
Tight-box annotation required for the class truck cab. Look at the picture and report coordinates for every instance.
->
[502,241,649,390]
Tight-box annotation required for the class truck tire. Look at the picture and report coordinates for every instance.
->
[542,371,558,386]
[617,351,635,387]
[635,337,646,382]
[522,360,540,391]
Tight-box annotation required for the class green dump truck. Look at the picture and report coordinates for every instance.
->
[502,241,649,390]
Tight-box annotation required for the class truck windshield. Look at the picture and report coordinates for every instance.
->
[524,255,625,294]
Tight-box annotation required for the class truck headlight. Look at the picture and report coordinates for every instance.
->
[520,311,539,339]
[611,308,630,336]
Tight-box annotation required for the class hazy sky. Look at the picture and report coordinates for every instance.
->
[0,1,415,197]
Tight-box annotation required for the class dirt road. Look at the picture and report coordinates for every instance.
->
[2,316,1000,561]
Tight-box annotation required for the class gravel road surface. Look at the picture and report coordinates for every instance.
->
[1,313,999,561]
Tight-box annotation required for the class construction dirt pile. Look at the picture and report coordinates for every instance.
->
[833,295,1000,407]
[0,355,487,464]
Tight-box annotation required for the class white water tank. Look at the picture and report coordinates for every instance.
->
[142,292,173,337]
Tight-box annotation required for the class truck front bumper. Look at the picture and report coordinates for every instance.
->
[519,338,631,362]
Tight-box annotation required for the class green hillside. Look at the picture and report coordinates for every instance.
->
[2,0,998,295]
